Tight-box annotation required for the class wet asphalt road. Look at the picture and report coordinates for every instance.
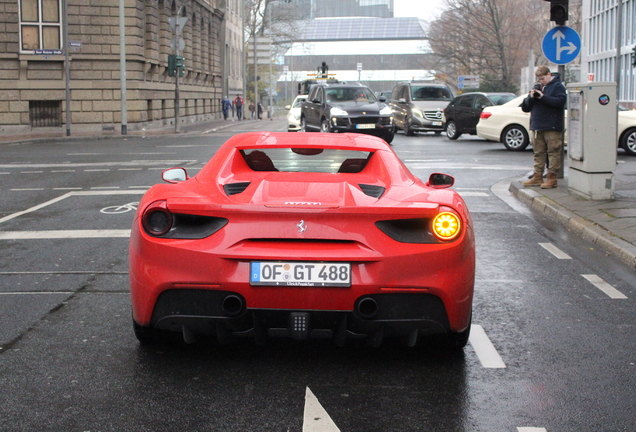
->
[0,121,634,432]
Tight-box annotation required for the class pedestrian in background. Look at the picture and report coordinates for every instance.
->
[221,96,231,120]
[257,102,263,120]
[521,66,567,189]
[249,102,255,120]
[234,94,245,120]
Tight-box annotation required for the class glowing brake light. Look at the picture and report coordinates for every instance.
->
[480,112,492,119]
[432,212,461,241]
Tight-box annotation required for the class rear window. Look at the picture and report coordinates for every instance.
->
[490,94,516,105]
[241,148,373,173]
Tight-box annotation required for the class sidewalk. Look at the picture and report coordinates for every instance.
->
[509,163,636,269]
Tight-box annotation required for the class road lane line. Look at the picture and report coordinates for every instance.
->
[459,192,489,197]
[517,428,547,432]
[0,292,74,295]
[539,242,571,259]
[0,190,147,225]
[0,230,131,240]
[303,387,340,432]
[469,325,506,369]
[582,274,627,299]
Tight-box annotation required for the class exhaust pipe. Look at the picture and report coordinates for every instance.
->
[357,297,378,319]
[222,294,244,317]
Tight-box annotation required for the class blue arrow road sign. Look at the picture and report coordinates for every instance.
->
[542,26,581,65]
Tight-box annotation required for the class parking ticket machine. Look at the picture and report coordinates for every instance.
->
[566,82,617,200]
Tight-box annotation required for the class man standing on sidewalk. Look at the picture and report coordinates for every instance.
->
[521,66,567,189]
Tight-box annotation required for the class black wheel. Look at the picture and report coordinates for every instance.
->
[320,118,331,133]
[133,319,158,345]
[381,130,394,144]
[445,120,461,140]
[501,125,529,151]
[404,117,415,136]
[621,127,636,156]
[300,117,308,132]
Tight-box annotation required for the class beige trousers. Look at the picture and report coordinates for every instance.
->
[532,130,563,176]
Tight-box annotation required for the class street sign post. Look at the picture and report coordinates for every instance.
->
[542,26,580,65]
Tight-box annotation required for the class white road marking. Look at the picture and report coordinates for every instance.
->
[469,325,506,369]
[0,230,131,240]
[0,190,146,224]
[303,387,340,432]
[459,192,489,197]
[20,171,43,174]
[582,274,627,299]
[0,292,74,295]
[51,170,76,173]
[84,169,110,172]
[0,160,197,169]
[517,428,547,432]
[10,188,44,191]
[539,243,572,259]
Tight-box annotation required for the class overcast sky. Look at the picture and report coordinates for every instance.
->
[393,0,444,21]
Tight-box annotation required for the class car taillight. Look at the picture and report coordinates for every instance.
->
[480,112,492,119]
[142,200,173,236]
[432,211,461,241]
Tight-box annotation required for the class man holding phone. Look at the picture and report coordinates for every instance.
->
[521,66,567,189]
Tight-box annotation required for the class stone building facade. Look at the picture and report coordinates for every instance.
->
[0,0,236,136]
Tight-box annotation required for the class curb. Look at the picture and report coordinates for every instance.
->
[509,181,636,269]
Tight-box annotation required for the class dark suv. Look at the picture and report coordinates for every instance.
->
[300,83,395,143]
[444,92,516,140]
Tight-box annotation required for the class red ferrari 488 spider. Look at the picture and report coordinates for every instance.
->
[130,132,475,348]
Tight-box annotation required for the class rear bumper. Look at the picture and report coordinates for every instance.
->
[144,289,454,346]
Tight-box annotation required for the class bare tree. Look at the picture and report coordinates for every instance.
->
[428,0,547,92]
[243,0,301,103]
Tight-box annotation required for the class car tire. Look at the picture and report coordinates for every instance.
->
[621,127,636,156]
[133,319,158,344]
[381,130,394,144]
[446,315,471,349]
[501,125,529,151]
[445,120,461,140]
[321,118,331,133]
[404,117,415,136]
[300,117,308,132]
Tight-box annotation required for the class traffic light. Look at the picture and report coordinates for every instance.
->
[632,46,636,68]
[544,0,568,25]
[167,54,185,77]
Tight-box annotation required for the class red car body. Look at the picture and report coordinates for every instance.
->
[129,132,475,348]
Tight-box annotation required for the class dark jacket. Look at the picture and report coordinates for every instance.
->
[521,74,567,132]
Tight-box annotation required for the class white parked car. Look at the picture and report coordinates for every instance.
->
[285,94,307,132]
[476,95,636,155]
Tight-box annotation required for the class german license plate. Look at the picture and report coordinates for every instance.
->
[356,124,375,129]
[432,121,443,126]
[250,262,351,287]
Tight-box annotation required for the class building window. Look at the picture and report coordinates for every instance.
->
[19,0,62,52]
[29,100,62,127]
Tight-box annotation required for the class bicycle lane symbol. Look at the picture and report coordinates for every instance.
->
[100,202,139,214]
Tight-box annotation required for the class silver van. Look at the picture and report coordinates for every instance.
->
[389,82,454,135]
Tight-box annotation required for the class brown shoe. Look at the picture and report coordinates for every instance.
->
[523,173,543,186]
[541,172,557,189]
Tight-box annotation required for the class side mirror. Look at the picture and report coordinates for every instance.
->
[427,173,454,189]
[285,105,291,110]
[162,167,188,183]
[379,96,387,102]
[398,98,407,104]
[312,98,321,104]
